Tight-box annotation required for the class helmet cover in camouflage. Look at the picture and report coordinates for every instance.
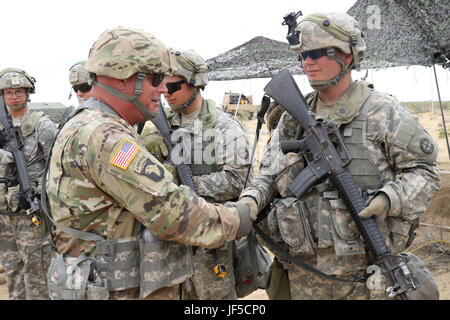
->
[85,26,171,80]
[69,61,92,86]
[0,68,36,93]
[171,49,209,87]
[292,12,365,55]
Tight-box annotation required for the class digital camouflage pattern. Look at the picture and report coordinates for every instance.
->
[292,11,365,55]
[0,69,36,93]
[0,106,57,299]
[85,26,171,79]
[69,61,91,86]
[185,246,234,300]
[46,98,241,299]
[144,98,251,299]
[170,49,209,87]
[242,81,441,299]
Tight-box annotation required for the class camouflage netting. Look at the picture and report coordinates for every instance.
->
[348,0,450,69]
[206,36,304,81]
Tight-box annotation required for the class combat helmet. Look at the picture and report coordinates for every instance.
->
[168,49,209,111]
[0,68,36,94]
[85,26,171,120]
[291,12,366,90]
[0,68,36,109]
[69,61,91,86]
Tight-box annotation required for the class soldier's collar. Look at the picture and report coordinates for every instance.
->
[309,82,372,126]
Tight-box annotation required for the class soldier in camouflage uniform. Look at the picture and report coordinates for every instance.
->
[143,49,251,300]
[235,12,441,299]
[0,68,57,299]
[45,27,251,300]
[68,61,93,104]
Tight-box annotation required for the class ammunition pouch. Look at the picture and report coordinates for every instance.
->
[267,197,316,256]
[47,252,109,300]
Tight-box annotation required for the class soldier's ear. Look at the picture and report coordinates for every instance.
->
[345,54,354,67]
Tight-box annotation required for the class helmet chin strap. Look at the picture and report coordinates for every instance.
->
[308,48,353,90]
[94,72,159,120]
[169,87,199,112]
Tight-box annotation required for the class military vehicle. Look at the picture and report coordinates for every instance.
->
[221,92,256,120]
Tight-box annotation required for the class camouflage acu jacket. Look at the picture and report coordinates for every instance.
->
[166,99,251,203]
[46,98,240,257]
[0,106,56,212]
[241,81,441,273]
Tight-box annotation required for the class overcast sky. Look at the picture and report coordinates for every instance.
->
[1,0,448,107]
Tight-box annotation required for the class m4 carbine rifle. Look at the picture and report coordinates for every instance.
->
[263,69,419,300]
[149,101,227,278]
[0,97,42,227]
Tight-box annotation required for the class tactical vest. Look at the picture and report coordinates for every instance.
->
[43,98,193,299]
[169,99,219,176]
[271,84,385,266]
[303,83,382,192]
[336,93,383,191]
[0,110,45,188]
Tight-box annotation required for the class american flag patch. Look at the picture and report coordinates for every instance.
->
[110,139,140,170]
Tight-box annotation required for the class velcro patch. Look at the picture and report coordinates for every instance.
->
[110,139,140,170]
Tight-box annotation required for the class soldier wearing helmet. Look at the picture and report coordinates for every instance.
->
[68,61,93,104]
[234,11,440,300]
[0,68,57,299]
[143,49,251,300]
[44,27,251,300]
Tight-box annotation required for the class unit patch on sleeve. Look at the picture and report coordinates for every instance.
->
[110,139,140,170]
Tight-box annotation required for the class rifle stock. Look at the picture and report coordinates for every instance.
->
[263,69,419,299]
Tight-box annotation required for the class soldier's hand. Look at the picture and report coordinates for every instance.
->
[0,149,13,164]
[144,134,169,163]
[162,163,179,184]
[359,193,390,220]
[238,197,259,221]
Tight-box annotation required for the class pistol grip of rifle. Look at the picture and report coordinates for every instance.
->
[329,168,389,258]
[280,140,306,154]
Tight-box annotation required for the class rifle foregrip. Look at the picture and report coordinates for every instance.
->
[329,168,389,259]
[176,164,200,196]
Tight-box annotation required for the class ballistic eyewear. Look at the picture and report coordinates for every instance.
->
[166,79,186,94]
[150,73,165,87]
[298,48,332,61]
[73,83,92,93]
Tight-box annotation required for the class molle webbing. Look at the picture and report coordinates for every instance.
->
[336,92,382,190]
[95,238,141,291]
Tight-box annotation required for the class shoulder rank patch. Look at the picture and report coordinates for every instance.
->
[111,139,140,170]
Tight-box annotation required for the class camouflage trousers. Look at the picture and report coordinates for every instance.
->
[0,212,52,300]
[185,244,236,300]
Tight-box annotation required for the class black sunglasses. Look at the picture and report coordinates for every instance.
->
[150,73,165,87]
[298,48,331,61]
[166,79,186,94]
[73,83,92,93]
